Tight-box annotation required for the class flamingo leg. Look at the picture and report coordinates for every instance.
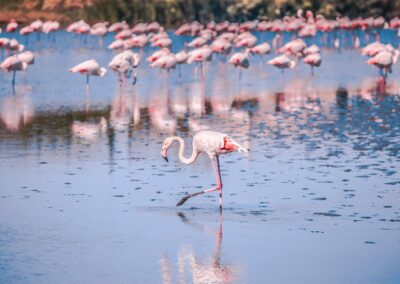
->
[176,157,222,207]
[12,70,16,87]
[216,155,223,210]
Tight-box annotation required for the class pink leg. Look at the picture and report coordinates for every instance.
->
[176,156,223,207]
[216,156,223,210]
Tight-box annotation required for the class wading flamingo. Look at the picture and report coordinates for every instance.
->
[0,55,28,87]
[161,130,248,209]
[108,50,140,85]
[69,59,107,92]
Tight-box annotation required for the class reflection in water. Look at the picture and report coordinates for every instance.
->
[0,89,34,131]
[71,117,107,140]
[110,90,140,131]
[160,212,238,284]
[1,77,399,161]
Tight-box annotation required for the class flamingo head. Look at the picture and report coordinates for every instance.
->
[161,137,174,162]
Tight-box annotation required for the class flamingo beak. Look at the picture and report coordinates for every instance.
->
[161,148,168,162]
[132,73,137,85]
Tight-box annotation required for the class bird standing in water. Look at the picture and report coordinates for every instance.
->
[69,59,107,92]
[161,130,248,210]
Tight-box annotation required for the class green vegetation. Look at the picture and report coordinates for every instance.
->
[83,0,400,25]
[1,0,400,25]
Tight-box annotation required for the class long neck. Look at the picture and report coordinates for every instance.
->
[172,136,199,165]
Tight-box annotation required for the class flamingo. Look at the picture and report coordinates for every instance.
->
[108,50,140,85]
[187,46,213,80]
[228,49,250,81]
[250,42,271,56]
[304,44,320,55]
[367,49,399,80]
[211,38,232,60]
[235,33,257,48]
[303,53,321,75]
[6,20,18,33]
[0,55,28,86]
[108,39,125,50]
[267,54,296,73]
[132,23,147,34]
[278,38,306,57]
[187,37,208,48]
[147,48,171,63]
[69,59,107,91]
[152,37,172,48]
[175,50,188,76]
[108,21,129,33]
[8,39,24,53]
[161,130,248,209]
[150,54,177,72]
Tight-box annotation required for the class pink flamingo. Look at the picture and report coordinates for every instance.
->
[228,49,250,81]
[175,50,188,76]
[303,53,321,75]
[0,55,28,86]
[108,21,128,33]
[69,59,107,92]
[267,54,296,73]
[108,50,140,85]
[150,54,177,71]
[147,48,171,63]
[115,29,132,40]
[278,38,306,57]
[6,20,18,33]
[250,42,271,56]
[187,37,208,48]
[187,46,213,79]
[132,23,147,34]
[367,49,399,80]
[235,33,257,48]
[210,38,232,59]
[161,130,248,209]
[152,37,172,48]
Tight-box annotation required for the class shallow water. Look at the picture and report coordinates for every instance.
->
[0,30,400,283]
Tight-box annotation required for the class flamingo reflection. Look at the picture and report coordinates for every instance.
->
[160,212,238,284]
[110,91,141,131]
[0,93,34,131]
[71,117,107,140]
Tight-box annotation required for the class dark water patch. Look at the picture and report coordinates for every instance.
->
[361,216,372,219]
[312,197,327,201]
[314,212,341,217]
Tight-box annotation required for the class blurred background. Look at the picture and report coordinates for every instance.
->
[1,0,400,25]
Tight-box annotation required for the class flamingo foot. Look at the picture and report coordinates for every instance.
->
[176,194,194,206]
[176,186,220,207]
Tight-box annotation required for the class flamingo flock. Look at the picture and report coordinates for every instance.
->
[1,12,400,88]
[1,12,400,208]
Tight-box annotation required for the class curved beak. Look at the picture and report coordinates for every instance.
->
[132,72,137,85]
[161,148,168,162]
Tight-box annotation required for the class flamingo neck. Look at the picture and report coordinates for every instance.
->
[172,136,199,165]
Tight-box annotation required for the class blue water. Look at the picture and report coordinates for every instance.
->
[0,29,399,283]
